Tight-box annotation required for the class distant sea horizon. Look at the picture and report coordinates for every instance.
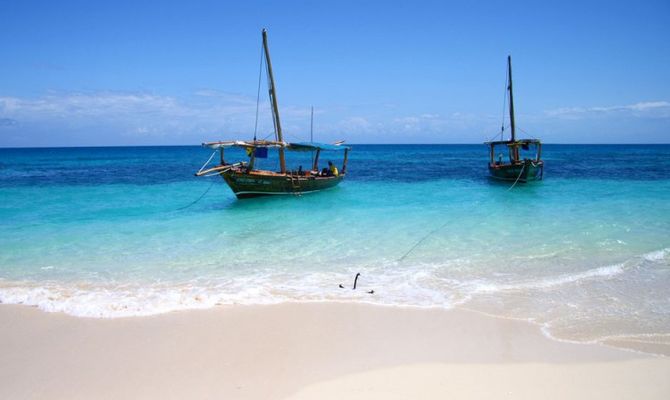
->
[2,142,670,149]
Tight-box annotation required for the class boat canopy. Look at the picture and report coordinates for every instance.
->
[203,140,349,151]
[287,142,350,152]
[203,140,283,149]
[485,138,542,146]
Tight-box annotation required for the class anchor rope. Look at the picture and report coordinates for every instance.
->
[398,219,451,262]
[400,162,526,261]
[507,162,526,191]
[175,179,217,211]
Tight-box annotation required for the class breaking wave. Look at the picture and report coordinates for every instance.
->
[1,248,667,319]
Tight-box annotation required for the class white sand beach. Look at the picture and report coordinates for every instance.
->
[1,303,669,399]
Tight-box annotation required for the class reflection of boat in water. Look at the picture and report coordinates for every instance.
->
[486,56,544,183]
[195,29,350,199]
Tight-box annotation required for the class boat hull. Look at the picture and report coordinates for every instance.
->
[221,170,345,198]
[488,160,544,183]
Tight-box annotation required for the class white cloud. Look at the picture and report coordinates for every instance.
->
[339,116,374,131]
[545,101,670,119]
[0,91,275,142]
[0,118,17,126]
[388,112,483,135]
[3,91,668,146]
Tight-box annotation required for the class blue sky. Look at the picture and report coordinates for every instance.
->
[0,0,669,146]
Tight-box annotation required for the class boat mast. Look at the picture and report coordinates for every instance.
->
[310,106,314,166]
[507,55,516,142]
[262,29,286,173]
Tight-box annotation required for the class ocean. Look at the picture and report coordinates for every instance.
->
[1,144,669,349]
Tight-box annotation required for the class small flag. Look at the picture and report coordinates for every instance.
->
[254,147,268,158]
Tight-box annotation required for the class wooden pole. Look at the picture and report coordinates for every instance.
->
[248,151,256,171]
[310,106,314,166]
[342,148,349,173]
[515,145,520,163]
[507,55,516,144]
[262,29,286,173]
[313,149,321,171]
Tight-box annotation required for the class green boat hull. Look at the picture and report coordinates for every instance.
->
[488,160,544,183]
[222,170,345,198]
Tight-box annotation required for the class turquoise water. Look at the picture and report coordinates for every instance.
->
[1,145,669,347]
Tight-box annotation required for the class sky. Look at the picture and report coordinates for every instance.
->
[0,0,669,146]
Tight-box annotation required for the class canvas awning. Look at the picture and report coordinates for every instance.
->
[485,139,541,146]
[202,140,285,149]
[287,142,350,152]
[203,140,349,151]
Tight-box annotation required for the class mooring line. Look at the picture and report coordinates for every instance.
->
[175,179,217,211]
[398,219,450,262]
[507,163,526,191]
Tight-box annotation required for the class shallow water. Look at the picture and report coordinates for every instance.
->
[1,144,669,349]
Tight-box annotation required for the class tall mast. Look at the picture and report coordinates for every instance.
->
[262,29,286,173]
[310,106,314,166]
[507,55,516,142]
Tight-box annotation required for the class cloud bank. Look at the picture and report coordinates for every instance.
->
[1,92,669,146]
[545,101,670,119]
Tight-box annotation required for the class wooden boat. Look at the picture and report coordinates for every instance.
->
[195,29,350,199]
[486,56,544,183]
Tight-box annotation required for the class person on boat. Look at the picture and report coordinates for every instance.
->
[328,161,339,177]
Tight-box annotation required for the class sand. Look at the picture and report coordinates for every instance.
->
[1,303,668,399]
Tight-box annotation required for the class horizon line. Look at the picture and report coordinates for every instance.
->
[2,143,670,150]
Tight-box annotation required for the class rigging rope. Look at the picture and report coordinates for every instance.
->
[196,149,219,175]
[265,51,278,142]
[500,64,509,139]
[486,124,508,143]
[517,126,539,141]
[484,61,509,143]
[253,43,265,142]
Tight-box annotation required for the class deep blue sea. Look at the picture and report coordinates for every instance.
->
[1,144,669,349]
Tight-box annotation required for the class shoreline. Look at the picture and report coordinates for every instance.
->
[2,302,669,399]
[3,292,669,357]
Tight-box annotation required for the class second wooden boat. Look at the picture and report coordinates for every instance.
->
[486,56,544,183]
